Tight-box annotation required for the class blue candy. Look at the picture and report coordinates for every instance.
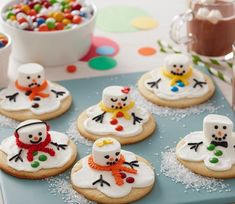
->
[177,81,185,87]
[0,42,5,48]
[36,18,45,26]
[171,86,178,92]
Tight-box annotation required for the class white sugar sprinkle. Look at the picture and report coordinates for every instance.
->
[0,115,19,129]
[46,173,95,204]
[160,148,230,192]
[131,87,223,121]
[66,120,93,146]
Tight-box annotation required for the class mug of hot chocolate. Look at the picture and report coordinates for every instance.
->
[170,0,235,57]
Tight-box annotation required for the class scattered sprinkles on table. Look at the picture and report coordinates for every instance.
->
[2,0,94,32]
[0,34,9,48]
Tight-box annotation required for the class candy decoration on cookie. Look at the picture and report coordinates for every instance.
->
[0,119,76,179]
[176,114,235,177]
[71,137,155,202]
[77,86,156,144]
[138,54,215,108]
[0,63,71,120]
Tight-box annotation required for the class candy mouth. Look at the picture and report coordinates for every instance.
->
[212,133,227,141]
[171,70,186,76]
[28,83,40,88]
[30,137,42,144]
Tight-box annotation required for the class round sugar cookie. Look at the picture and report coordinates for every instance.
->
[176,114,235,179]
[0,119,77,179]
[77,86,156,145]
[71,137,155,204]
[0,63,72,121]
[138,54,215,108]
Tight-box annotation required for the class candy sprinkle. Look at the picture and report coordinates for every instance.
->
[160,148,230,192]
[66,64,77,73]
[3,0,93,32]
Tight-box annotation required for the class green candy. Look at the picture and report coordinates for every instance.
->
[6,12,14,19]
[31,161,40,168]
[209,157,219,164]
[33,151,38,156]
[46,21,56,29]
[39,155,47,162]
[207,144,215,151]
[214,150,223,156]
[34,4,41,13]
[50,0,57,4]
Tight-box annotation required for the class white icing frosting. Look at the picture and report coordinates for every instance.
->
[0,63,70,115]
[71,150,155,198]
[176,114,235,171]
[0,130,73,172]
[144,54,209,100]
[84,86,150,137]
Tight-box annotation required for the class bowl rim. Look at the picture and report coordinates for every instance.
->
[0,0,97,35]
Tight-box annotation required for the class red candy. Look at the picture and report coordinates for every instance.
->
[115,125,123,131]
[116,112,124,118]
[66,65,77,73]
[55,22,64,30]
[72,15,82,24]
[110,118,118,125]
[38,24,49,31]
[126,177,135,183]
[72,3,82,11]
[120,173,127,179]
[18,18,28,24]
[64,13,73,20]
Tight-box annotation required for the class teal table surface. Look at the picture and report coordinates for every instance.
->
[1,70,235,204]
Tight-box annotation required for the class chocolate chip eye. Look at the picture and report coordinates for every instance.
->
[111,98,118,102]
[38,75,41,78]
[115,152,120,156]
[223,126,227,129]
[27,76,30,79]
[173,64,177,68]
[180,65,183,68]
[111,105,114,108]
[123,103,126,106]
[214,125,218,129]
[38,132,42,136]
[28,134,33,138]
[104,155,110,159]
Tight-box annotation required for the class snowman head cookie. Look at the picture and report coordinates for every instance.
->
[92,137,121,166]
[102,86,132,110]
[17,63,46,88]
[164,54,191,77]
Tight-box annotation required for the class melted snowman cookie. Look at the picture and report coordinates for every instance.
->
[138,54,215,108]
[0,119,77,179]
[176,114,235,178]
[71,137,155,203]
[77,86,156,144]
[0,63,72,121]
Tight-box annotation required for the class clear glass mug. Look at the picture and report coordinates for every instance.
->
[232,43,235,110]
[170,0,235,57]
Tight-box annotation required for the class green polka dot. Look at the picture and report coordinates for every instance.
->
[88,56,117,71]
[214,150,223,156]
[209,157,219,164]
[31,161,40,168]
[207,144,215,151]
[33,151,38,156]
[39,155,47,161]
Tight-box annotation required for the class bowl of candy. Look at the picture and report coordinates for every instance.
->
[0,0,97,67]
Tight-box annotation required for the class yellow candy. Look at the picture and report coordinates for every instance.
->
[0,35,5,40]
[96,139,113,147]
[21,5,30,13]
[62,18,71,25]
[9,15,16,21]
[48,12,54,17]
[53,12,64,22]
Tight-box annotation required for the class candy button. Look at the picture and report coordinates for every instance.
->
[207,144,215,151]
[39,154,47,161]
[33,151,38,156]
[110,118,118,125]
[31,161,40,168]
[116,112,124,118]
[72,15,82,24]
[126,177,135,183]
[209,157,219,164]
[177,81,185,87]
[36,18,45,26]
[171,86,178,92]
[38,24,49,32]
[120,173,127,179]
[115,125,123,131]
[214,150,223,156]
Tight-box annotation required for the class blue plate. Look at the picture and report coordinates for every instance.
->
[1,70,234,204]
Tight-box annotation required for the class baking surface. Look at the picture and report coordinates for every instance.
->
[0,70,235,204]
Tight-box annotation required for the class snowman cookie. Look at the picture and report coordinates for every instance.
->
[77,86,156,144]
[0,119,77,179]
[71,137,155,203]
[0,63,72,121]
[176,114,235,178]
[138,54,215,108]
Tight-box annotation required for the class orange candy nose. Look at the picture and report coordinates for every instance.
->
[32,79,37,83]
[109,158,114,161]
[218,131,222,136]
[33,136,39,140]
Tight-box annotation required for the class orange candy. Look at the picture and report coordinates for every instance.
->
[72,15,82,24]
[38,24,49,32]
[28,9,37,16]
[64,13,73,20]
[55,22,64,30]
[62,18,71,25]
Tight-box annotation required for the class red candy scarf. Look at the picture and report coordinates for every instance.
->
[15,133,55,162]
[15,80,50,101]
[88,154,137,186]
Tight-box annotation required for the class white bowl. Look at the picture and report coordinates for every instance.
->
[0,0,97,67]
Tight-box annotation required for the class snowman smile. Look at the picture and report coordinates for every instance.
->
[30,137,42,144]
[28,82,41,88]
[171,70,186,76]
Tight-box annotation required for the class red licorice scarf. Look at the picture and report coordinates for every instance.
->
[15,80,50,101]
[15,133,55,162]
[88,154,137,186]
